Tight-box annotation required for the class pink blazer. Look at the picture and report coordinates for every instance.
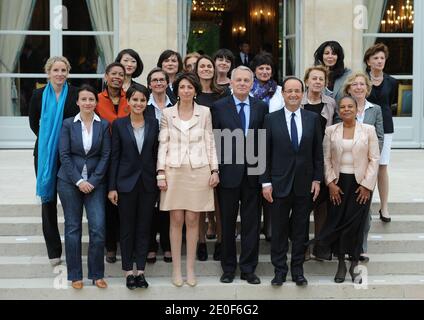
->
[157,103,218,171]
[323,122,380,190]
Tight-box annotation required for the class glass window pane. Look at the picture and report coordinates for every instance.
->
[62,0,113,31]
[285,0,296,36]
[285,38,295,76]
[28,0,49,31]
[0,35,49,74]
[364,37,413,75]
[63,35,113,75]
[364,0,414,34]
[0,77,47,116]
[393,79,413,117]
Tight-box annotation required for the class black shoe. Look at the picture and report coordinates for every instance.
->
[106,256,117,264]
[163,255,172,263]
[135,274,149,288]
[197,243,208,261]
[220,272,235,283]
[334,260,347,283]
[292,275,308,286]
[213,242,222,261]
[271,273,286,286]
[126,275,137,290]
[240,272,261,284]
[379,210,391,222]
[359,255,370,263]
[146,256,157,264]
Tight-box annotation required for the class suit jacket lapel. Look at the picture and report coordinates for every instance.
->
[229,96,242,129]
[125,116,138,152]
[170,107,184,133]
[140,119,150,154]
[298,109,307,149]
[186,103,200,131]
[248,97,256,129]
[74,121,84,154]
[353,121,363,146]
[279,110,294,151]
[87,120,100,156]
[334,122,344,157]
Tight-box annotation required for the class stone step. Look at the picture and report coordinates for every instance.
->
[0,253,423,279]
[1,215,423,236]
[1,203,423,217]
[1,275,424,300]
[1,234,424,256]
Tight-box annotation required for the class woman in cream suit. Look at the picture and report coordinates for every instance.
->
[312,96,380,284]
[157,72,219,287]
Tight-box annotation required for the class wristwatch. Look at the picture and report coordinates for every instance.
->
[211,170,219,174]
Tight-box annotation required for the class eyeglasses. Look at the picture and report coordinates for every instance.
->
[151,78,166,84]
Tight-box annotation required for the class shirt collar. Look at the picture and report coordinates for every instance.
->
[233,95,250,107]
[364,99,374,111]
[148,94,171,109]
[284,106,301,118]
[74,112,101,123]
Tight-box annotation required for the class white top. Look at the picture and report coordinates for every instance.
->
[356,100,373,123]
[73,113,101,185]
[133,125,145,154]
[249,85,285,113]
[340,139,355,174]
[284,107,302,146]
[148,94,172,124]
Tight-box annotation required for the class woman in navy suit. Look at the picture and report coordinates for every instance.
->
[57,85,111,289]
[108,84,159,290]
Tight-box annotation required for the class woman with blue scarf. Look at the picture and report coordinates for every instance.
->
[29,56,79,266]
[249,53,284,241]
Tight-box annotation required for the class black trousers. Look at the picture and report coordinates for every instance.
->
[34,155,62,259]
[105,200,120,252]
[218,176,261,274]
[118,177,157,271]
[270,190,312,277]
[148,204,171,253]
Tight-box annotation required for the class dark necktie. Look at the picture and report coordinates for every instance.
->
[243,54,247,65]
[291,113,299,152]
[239,102,246,134]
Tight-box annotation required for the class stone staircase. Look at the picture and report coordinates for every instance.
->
[0,203,424,300]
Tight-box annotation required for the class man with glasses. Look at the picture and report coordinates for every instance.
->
[260,77,323,287]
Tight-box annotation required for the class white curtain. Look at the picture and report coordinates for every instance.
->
[0,0,35,116]
[363,0,387,51]
[86,0,114,72]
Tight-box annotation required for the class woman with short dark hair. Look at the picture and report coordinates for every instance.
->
[114,49,144,92]
[213,48,235,87]
[157,50,183,104]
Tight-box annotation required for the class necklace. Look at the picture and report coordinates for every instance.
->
[370,72,383,82]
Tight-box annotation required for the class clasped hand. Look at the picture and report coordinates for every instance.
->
[79,181,94,194]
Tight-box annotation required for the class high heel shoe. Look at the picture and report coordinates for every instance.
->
[334,260,347,283]
[126,275,137,290]
[92,279,108,288]
[186,276,197,287]
[172,275,184,287]
[71,280,83,289]
[379,210,391,223]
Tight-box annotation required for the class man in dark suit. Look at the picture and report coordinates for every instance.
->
[234,40,254,68]
[211,66,268,285]
[260,77,323,286]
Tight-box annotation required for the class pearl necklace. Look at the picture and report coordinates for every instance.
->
[370,72,383,82]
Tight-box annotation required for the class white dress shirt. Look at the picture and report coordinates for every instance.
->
[74,112,101,186]
[148,94,172,124]
[356,100,374,124]
[262,107,303,188]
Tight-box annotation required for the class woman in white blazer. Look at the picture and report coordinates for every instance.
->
[312,96,380,284]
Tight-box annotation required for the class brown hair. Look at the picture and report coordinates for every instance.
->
[183,52,201,72]
[303,65,329,86]
[363,43,389,71]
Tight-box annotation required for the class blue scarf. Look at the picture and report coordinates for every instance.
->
[36,82,68,203]
[251,78,277,105]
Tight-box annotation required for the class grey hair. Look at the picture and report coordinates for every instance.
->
[231,65,254,81]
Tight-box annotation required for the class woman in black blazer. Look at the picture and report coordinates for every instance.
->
[57,85,111,289]
[108,84,159,290]
[28,56,79,266]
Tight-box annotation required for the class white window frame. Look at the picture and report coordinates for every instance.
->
[282,0,302,78]
[0,0,119,148]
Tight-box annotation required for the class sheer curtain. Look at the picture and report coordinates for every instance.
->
[86,0,114,71]
[0,0,35,116]
[363,0,387,51]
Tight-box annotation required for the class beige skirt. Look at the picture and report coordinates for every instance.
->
[159,164,214,212]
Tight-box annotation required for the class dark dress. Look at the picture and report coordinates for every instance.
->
[196,87,231,108]
[312,174,371,261]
